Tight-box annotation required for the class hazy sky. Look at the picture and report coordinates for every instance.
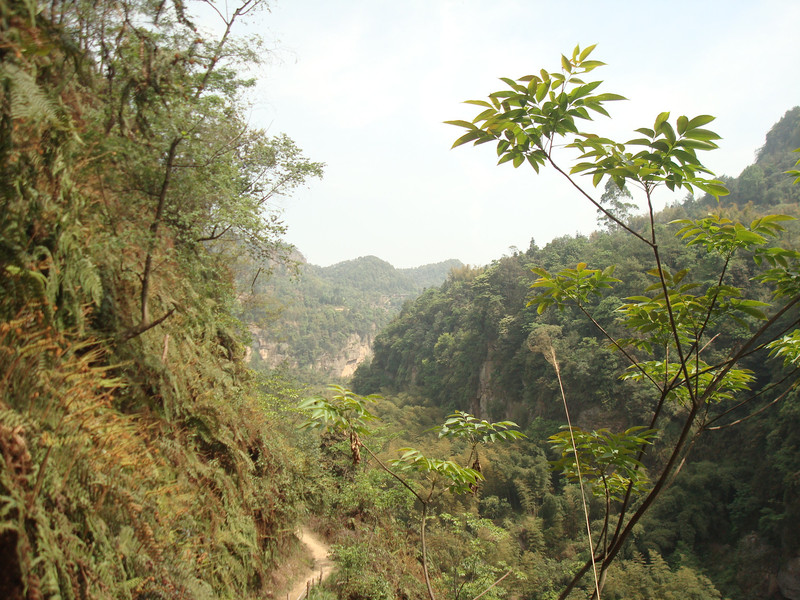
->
[224,0,799,268]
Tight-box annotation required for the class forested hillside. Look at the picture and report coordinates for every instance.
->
[237,254,461,378]
[0,2,323,598]
[355,107,800,416]
[342,102,800,599]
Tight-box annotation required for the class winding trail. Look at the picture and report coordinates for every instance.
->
[287,527,334,600]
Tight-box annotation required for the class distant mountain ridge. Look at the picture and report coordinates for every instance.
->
[237,254,462,378]
[313,254,462,293]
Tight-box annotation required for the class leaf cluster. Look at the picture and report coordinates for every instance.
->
[390,449,484,496]
[528,263,620,313]
[299,384,380,436]
[572,112,727,196]
[434,410,525,445]
[447,44,622,171]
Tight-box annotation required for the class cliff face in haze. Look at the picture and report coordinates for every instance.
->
[247,329,375,378]
[239,255,462,379]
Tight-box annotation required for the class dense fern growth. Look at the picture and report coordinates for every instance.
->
[0,1,320,598]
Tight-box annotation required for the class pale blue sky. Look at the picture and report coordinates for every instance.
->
[222,0,800,268]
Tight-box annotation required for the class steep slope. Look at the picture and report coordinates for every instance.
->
[715,107,800,207]
[0,4,321,598]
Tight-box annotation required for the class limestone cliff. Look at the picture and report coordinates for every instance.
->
[247,327,374,379]
[238,255,461,379]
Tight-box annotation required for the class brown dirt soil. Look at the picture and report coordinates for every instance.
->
[285,527,334,600]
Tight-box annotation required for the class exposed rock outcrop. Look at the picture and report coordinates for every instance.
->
[247,327,373,378]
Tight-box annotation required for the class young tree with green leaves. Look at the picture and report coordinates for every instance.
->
[448,45,800,598]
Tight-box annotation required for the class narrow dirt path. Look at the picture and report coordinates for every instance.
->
[286,527,334,600]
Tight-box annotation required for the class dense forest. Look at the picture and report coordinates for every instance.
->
[2,3,800,600]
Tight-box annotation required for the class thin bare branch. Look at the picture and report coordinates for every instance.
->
[547,156,653,247]
[470,570,513,600]
[119,306,177,343]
